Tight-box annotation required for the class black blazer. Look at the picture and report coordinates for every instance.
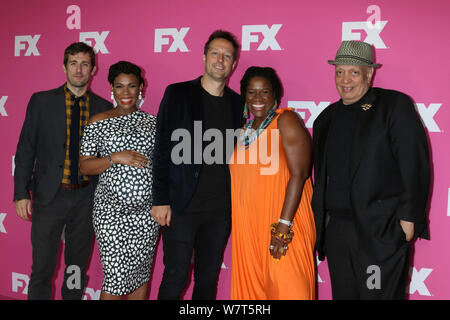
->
[312,87,430,262]
[14,84,113,206]
[152,76,244,217]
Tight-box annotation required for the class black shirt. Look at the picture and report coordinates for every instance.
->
[185,87,234,212]
[325,97,361,215]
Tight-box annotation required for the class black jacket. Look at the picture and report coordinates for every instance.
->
[152,76,244,217]
[312,87,430,262]
[14,84,113,205]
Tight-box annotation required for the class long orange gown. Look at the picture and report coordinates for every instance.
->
[229,109,316,300]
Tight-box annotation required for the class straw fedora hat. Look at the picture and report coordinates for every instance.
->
[328,40,381,68]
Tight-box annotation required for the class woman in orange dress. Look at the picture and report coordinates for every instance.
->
[230,66,316,300]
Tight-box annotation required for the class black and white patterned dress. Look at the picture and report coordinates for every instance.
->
[80,110,159,296]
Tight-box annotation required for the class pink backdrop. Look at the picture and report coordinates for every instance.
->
[1,0,449,300]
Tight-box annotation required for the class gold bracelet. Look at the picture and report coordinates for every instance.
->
[270,223,294,244]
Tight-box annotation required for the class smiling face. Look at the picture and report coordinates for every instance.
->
[202,38,236,83]
[63,52,96,91]
[111,73,143,111]
[245,76,275,126]
[335,65,373,105]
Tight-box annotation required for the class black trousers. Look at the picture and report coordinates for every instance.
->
[28,185,94,300]
[324,215,411,300]
[158,209,231,300]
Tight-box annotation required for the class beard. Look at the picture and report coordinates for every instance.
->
[67,74,90,88]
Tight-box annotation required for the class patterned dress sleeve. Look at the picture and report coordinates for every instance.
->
[80,123,99,157]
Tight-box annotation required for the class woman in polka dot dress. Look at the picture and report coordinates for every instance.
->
[80,61,159,300]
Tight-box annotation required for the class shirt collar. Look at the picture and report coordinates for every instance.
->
[64,84,88,102]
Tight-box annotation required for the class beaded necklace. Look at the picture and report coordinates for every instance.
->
[240,107,277,150]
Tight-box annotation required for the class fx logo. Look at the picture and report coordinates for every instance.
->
[0,96,8,116]
[289,101,330,128]
[14,35,41,56]
[79,31,110,54]
[83,288,101,300]
[0,213,7,234]
[241,24,282,51]
[408,267,432,296]
[12,272,29,294]
[415,103,442,133]
[342,21,387,48]
[342,5,387,49]
[154,28,189,52]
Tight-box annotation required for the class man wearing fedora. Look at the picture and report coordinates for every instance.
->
[311,40,430,299]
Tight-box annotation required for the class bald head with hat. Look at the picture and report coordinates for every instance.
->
[313,39,430,301]
[329,40,380,105]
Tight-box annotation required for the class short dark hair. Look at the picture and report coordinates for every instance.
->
[63,42,96,68]
[240,66,284,104]
[203,30,240,61]
[108,61,145,86]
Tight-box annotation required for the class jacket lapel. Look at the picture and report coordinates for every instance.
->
[189,76,204,125]
[87,90,96,114]
[349,88,377,181]
[53,85,68,146]
[315,104,337,189]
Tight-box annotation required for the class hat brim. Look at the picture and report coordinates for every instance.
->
[328,59,381,68]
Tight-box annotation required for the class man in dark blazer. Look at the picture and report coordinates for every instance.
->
[312,41,430,299]
[151,30,244,299]
[14,42,112,299]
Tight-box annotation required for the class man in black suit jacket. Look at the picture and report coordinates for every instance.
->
[312,41,430,299]
[151,30,244,299]
[14,42,112,299]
